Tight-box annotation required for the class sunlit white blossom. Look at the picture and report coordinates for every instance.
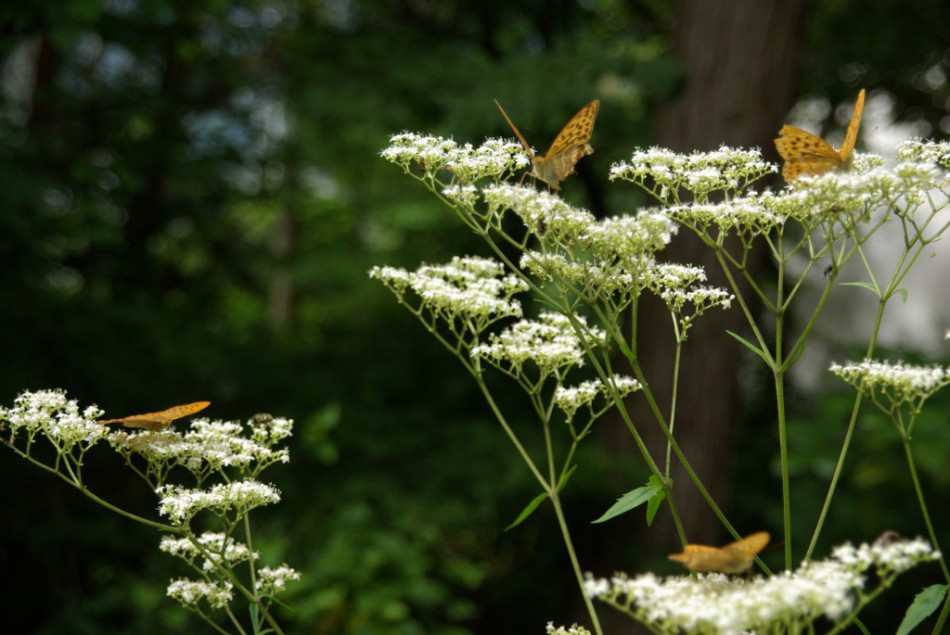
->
[897,139,950,170]
[830,359,950,406]
[610,146,775,203]
[157,480,281,525]
[546,623,592,635]
[0,389,107,448]
[370,256,528,327]
[482,183,596,238]
[772,160,944,222]
[159,532,259,571]
[381,133,527,183]
[519,251,640,298]
[442,184,480,207]
[167,578,234,609]
[471,312,605,376]
[665,197,783,237]
[582,212,677,274]
[554,376,641,418]
[585,536,938,635]
[256,564,301,595]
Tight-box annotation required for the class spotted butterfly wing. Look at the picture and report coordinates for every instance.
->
[669,531,770,574]
[494,99,600,191]
[775,88,865,183]
[100,401,211,431]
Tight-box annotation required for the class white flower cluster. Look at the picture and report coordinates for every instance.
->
[255,564,301,595]
[159,532,259,571]
[156,480,281,525]
[771,161,944,223]
[583,211,678,268]
[380,133,528,183]
[471,313,604,377]
[897,139,950,170]
[515,210,676,300]
[665,197,783,237]
[554,376,641,419]
[167,578,234,609]
[482,184,596,239]
[520,251,638,296]
[112,417,292,476]
[646,263,733,325]
[545,623,592,635]
[369,256,528,324]
[0,389,108,449]
[584,536,938,635]
[610,146,775,203]
[830,359,950,405]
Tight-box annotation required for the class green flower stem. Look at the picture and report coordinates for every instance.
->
[931,592,950,635]
[664,333,683,479]
[550,490,605,635]
[902,440,950,581]
[807,229,932,559]
[773,368,792,568]
[5,441,175,532]
[804,389,866,562]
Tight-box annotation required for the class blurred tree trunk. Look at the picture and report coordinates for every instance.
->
[602,0,808,587]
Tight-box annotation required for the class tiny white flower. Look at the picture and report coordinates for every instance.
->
[586,535,938,634]
[159,532,260,571]
[256,563,301,595]
[471,312,605,377]
[370,256,528,335]
[829,359,950,407]
[167,578,234,609]
[610,146,775,203]
[0,389,108,448]
[156,480,281,525]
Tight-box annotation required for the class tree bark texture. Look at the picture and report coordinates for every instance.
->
[606,0,809,560]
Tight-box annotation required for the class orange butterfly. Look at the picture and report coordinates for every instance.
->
[775,88,865,183]
[494,99,600,191]
[100,401,211,431]
[668,531,770,574]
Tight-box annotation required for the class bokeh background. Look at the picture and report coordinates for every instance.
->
[2,0,949,633]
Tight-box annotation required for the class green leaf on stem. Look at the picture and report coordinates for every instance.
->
[592,476,665,524]
[841,281,878,295]
[644,475,667,526]
[896,584,948,635]
[726,330,770,365]
[504,466,577,530]
[506,492,548,530]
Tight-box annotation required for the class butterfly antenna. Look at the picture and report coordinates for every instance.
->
[494,99,534,158]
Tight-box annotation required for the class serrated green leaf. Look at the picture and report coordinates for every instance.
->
[506,492,548,531]
[896,584,948,635]
[725,330,770,365]
[592,479,663,524]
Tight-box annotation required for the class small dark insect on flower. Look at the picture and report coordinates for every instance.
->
[873,530,902,548]
[824,265,834,278]
[249,413,274,426]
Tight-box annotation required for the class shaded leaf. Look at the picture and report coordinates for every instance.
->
[896,584,948,635]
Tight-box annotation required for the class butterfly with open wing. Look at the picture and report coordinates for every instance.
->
[494,99,600,191]
[668,531,771,574]
[99,401,211,432]
[775,88,865,183]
